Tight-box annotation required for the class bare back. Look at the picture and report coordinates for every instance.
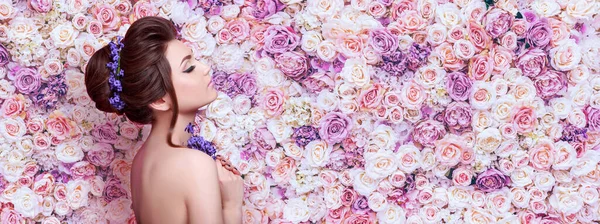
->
[130,140,218,224]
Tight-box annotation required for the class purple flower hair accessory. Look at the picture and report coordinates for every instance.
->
[106,36,126,112]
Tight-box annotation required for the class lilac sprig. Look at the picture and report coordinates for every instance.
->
[185,122,216,160]
[106,36,126,112]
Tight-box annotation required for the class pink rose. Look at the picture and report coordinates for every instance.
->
[446,71,472,101]
[93,5,120,31]
[33,173,55,196]
[275,51,308,81]
[500,32,518,50]
[435,135,465,167]
[533,69,566,99]
[343,213,373,224]
[129,1,158,23]
[467,21,491,52]
[468,53,493,81]
[87,143,115,167]
[87,20,103,37]
[400,82,426,109]
[262,88,286,117]
[103,178,127,202]
[251,127,276,151]
[448,26,466,43]
[27,0,52,13]
[70,161,96,178]
[1,95,26,118]
[271,157,296,184]
[0,208,24,224]
[475,168,511,192]
[526,18,551,49]
[512,106,537,133]
[512,19,528,38]
[250,0,284,19]
[340,188,357,207]
[436,42,465,71]
[452,166,474,186]
[517,48,547,77]
[529,139,555,170]
[490,46,513,74]
[92,123,118,144]
[359,83,384,109]
[226,19,250,43]
[53,183,67,201]
[115,1,132,14]
[368,28,399,56]
[413,120,446,148]
[319,112,353,144]
[443,101,472,131]
[263,25,300,54]
[12,66,41,94]
[46,112,76,141]
[326,206,350,223]
[118,122,140,140]
[585,107,600,131]
[484,7,513,38]
[33,133,50,150]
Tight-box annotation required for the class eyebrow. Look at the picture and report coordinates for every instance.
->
[180,55,191,67]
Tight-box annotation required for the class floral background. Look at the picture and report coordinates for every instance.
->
[1,0,600,223]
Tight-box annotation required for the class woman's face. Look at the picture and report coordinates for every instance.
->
[165,39,218,113]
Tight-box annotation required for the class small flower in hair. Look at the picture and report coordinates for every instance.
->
[106,36,126,112]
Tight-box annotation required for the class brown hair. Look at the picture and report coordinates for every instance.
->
[85,16,181,147]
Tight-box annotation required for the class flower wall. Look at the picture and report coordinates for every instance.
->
[1,0,600,223]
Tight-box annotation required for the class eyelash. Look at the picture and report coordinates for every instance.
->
[184,65,195,73]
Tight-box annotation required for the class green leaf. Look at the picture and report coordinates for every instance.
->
[516,12,523,19]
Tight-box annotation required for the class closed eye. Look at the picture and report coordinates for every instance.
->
[184,65,196,73]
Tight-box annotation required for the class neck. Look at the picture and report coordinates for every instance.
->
[150,111,197,148]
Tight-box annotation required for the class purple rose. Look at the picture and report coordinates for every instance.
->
[12,66,41,94]
[476,168,511,192]
[369,28,398,56]
[211,71,240,96]
[251,0,284,20]
[230,73,257,97]
[87,143,115,167]
[0,44,9,67]
[103,178,127,202]
[444,101,472,131]
[292,126,320,147]
[517,48,547,77]
[585,107,600,131]
[446,72,472,101]
[526,18,551,49]
[533,69,566,99]
[319,112,353,144]
[351,195,369,213]
[28,0,53,13]
[263,25,300,54]
[484,7,513,39]
[275,51,308,81]
[406,43,432,71]
[92,123,118,144]
[413,120,447,148]
[251,127,276,151]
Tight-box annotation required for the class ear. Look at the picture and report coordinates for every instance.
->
[149,95,171,112]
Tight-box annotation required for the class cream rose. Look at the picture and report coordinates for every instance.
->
[304,140,332,167]
[283,198,311,223]
[549,39,581,71]
[55,142,85,163]
[12,186,42,218]
[365,150,397,180]
[340,57,371,88]
[475,128,502,154]
[396,144,422,173]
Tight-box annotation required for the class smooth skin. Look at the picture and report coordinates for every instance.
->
[129,39,243,224]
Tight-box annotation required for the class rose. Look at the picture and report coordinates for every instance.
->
[11,66,41,94]
[468,54,493,81]
[274,51,308,81]
[1,117,26,143]
[340,57,370,88]
[435,135,465,167]
[526,18,552,49]
[452,166,474,186]
[484,7,513,38]
[436,42,465,71]
[436,3,462,28]
[28,0,52,13]
[11,186,42,218]
[529,139,555,170]
[548,189,583,214]
[467,21,491,52]
[319,112,352,144]
[251,0,282,19]
[70,161,95,178]
[368,28,398,56]
[316,40,338,62]
[475,168,510,192]
[0,44,9,66]
[87,143,115,167]
[533,69,567,100]
[55,142,84,163]
[445,72,472,101]
[500,31,518,50]
[359,83,384,109]
[585,107,600,131]
[453,39,475,60]
[444,101,472,131]
[412,120,446,148]
[263,25,300,54]
[470,81,496,110]
[230,73,257,97]
[92,5,120,31]
[516,48,547,78]
[91,123,118,144]
[103,178,127,203]
[283,197,310,223]
[364,150,397,179]
[262,88,286,117]
[1,95,26,118]
[512,106,536,133]
[46,111,77,140]
[549,40,581,71]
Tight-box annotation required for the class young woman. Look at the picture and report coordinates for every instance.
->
[84,16,243,224]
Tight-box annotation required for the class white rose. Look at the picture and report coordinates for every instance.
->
[533,171,555,191]
[66,179,90,210]
[549,39,581,71]
[0,117,26,143]
[472,110,493,132]
[569,83,592,108]
[206,16,225,34]
[257,69,286,88]
[283,197,311,223]
[212,44,244,74]
[369,124,397,149]
[282,140,303,160]
[453,39,475,60]
[41,196,55,216]
[553,141,577,170]
[567,65,590,84]
[419,205,442,223]
[0,0,15,20]
[220,5,240,20]
[510,187,530,208]
[463,208,495,224]
[580,37,600,72]
[579,185,599,205]
[509,77,536,103]
[548,98,572,119]
[570,151,600,176]
[106,198,133,223]
[469,81,496,110]
[304,140,332,167]
[316,91,338,112]
[377,204,406,224]
[170,1,193,24]
[549,189,584,214]
[492,95,516,121]
[396,144,422,173]
[53,201,70,216]
[427,23,447,46]
[485,190,512,216]
[340,57,371,88]
[301,30,322,53]
[446,186,472,209]
[323,185,343,209]
[564,0,598,23]
[266,118,293,143]
[368,191,389,212]
[531,0,561,17]
[365,150,397,180]
[475,128,502,154]
[206,93,233,119]
[353,169,379,196]
[416,65,445,89]
[55,142,85,163]
[316,40,338,62]
[511,167,534,187]
[232,95,252,115]
[552,170,573,183]
[567,107,587,128]
[435,3,462,28]
[50,23,78,49]
[307,0,343,19]
[12,186,42,218]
